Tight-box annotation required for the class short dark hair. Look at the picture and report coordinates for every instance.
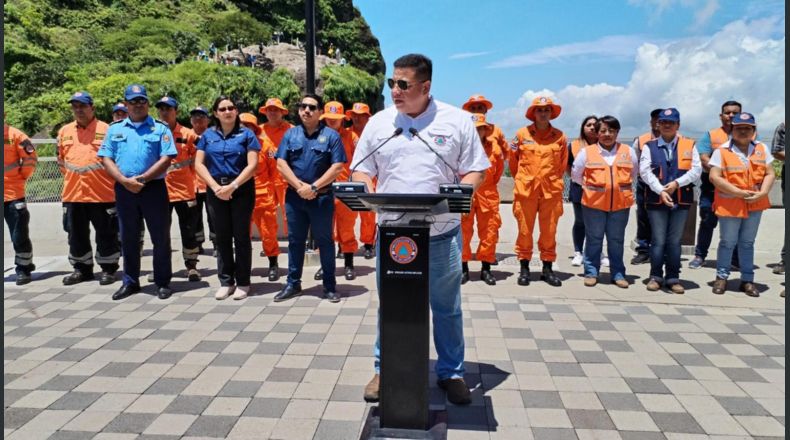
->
[596,115,621,132]
[721,100,742,112]
[393,54,432,81]
[210,95,241,130]
[301,93,323,109]
[578,115,598,141]
[650,108,662,119]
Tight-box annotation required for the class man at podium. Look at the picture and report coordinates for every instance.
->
[350,54,490,405]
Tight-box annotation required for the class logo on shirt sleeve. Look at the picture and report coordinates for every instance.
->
[163,134,171,143]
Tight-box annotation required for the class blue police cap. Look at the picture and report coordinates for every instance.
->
[112,103,128,113]
[731,112,756,126]
[68,91,93,105]
[190,106,209,116]
[658,107,680,123]
[155,96,178,109]
[124,84,148,101]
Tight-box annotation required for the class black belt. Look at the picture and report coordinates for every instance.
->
[215,176,237,185]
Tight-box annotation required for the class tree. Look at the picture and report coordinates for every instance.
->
[206,11,273,49]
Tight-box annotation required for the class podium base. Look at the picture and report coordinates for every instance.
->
[359,406,448,440]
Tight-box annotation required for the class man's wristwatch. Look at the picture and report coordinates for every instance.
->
[310,184,318,193]
[135,176,146,185]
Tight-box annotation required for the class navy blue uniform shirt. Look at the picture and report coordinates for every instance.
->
[98,116,177,179]
[196,125,261,177]
[275,123,346,184]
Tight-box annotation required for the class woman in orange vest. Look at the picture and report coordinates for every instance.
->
[241,113,281,281]
[709,112,775,297]
[461,114,505,285]
[567,115,598,267]
[570,115,638,288]
[510,96,566,287]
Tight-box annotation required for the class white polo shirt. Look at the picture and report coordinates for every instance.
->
[350,97,490,235]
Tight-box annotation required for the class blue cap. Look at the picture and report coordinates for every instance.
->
[657,107,680,123]
[190,106,209,116]
[155,96,178,109]
[68,91,93,105]
[731,112,756,126]
[124,84,148,101]
[112,103,128,113]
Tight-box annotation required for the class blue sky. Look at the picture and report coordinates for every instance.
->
[353,0,785,139]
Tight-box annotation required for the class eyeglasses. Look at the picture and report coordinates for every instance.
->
[387,78,425,91]
[298,103,318,111]
[128,99,148,105]
[216,105,237,113]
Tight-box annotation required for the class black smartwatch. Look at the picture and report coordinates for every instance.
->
[135,176,146,185]
[310,184,318,193]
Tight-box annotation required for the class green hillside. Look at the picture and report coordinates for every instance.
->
[4,0,385,136]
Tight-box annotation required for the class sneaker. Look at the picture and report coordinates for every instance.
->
[601,256,610,267]
[232,285,249,300]
[571,252,583,267]
[688,256,704,269]
[215,285,235,300]
[630,253,650,265]
[437,378,471,405]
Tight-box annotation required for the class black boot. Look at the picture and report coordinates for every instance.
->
[344,253,355,280]
[541,261,562,287]
[267,256,279,281]
[363,244,374,259]
[480,262,496,285]
[336,244,343,259]
[517,260,531,286]
[461,262,470,284]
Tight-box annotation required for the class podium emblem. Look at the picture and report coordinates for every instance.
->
[390,237,418,264]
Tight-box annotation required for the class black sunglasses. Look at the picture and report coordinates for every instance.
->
[299,103,319,111]
[387,78,425,91]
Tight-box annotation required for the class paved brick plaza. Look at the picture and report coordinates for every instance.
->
[4,204,785,439]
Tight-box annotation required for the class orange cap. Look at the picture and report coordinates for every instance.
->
[462,95,493,112]
[345,102,371,118]
[239,113,262,135]
[258,97,289,115]
[320,101,345,120]
[525,96,561,121]
[471,113,490,128]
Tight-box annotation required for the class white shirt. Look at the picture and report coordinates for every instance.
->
[708,140,774,169]
[638,136,702,195]
[571,143,639,186]
[350,98,491,235]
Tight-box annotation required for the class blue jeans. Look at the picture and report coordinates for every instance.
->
[582,207,629,280]
[717,211,762,282]
[647,207,689,284]
[374,226,464,380]
[285,190,336,291]
[571,202,585,253]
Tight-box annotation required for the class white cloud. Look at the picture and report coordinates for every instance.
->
[487,35,651,69]
[449,51,491,60]
[488,18,785,141]
[693,0,719,28]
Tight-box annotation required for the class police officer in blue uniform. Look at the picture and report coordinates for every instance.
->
[274,93,346,302]
[98,84,177,300]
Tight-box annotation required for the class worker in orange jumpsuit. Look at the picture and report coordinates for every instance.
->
[461,114,505,285]
[155,96,202,282]
[241,113,281,281]
[346,102,376,259]
[510,97,567,287]
[259,98,293,236]
[58,91,120,286]
[190,106,213,255]
[461,94,510,164]
[319,101,359,281]
[4,116,38,285]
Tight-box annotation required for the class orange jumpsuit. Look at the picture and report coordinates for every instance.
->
[333,127,361,253]
[252,133,281,256]
[352,125,376,245]
[461,132,506,263]
[165,124,201,266]
[510,124,568,262]
[262,121,294,235]
[4,124,37,273]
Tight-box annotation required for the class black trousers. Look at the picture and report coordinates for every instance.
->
[62,202,120,274]
[169,200,200,269]
[206,180,255,286]
[4,198,34,274]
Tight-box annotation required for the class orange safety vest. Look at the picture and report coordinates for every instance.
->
[636,132,655,151]
[643,136,696,207]
[57,119,115,203]
[581,143,634,212]
[4,125,37,202]
[336,127,359,182]
[254,134,279,198]
[713,142,772,218]
[510,124,567,198]
[165,124,198,202]
[708,127,729,150]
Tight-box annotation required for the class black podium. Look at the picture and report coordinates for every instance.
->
[333,182,471,440]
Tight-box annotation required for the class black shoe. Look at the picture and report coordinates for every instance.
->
[268,266,280,282]
[481,269,496,285]
[344,266,355,281]
[461,269,470,285]
[363,246,374,259]
[63,270,94,286]
[314,268,323,280]
[630,253,650,265]
[98,271,116,285]
[112,283,140,300]
[336,246,343,259]
[157,286,172,300]
[437,378,471,405]
[517,266,531,286]
[324,289,341,303]
[773,262,785,275]
[541,264,562,287]
[274,284,302,302]
[15,272,32,286]
[259,250,266,257]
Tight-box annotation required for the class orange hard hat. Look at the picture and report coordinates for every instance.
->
[462,95,493,112]
[525,96,561,121]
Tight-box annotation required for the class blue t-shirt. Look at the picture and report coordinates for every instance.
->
[196,125,261,177]
[275,123,346,183]
[98,116,177,179]
[695,132,713,157]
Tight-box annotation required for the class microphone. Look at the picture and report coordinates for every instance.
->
[348,127,403,182]
[408,127,459,184]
